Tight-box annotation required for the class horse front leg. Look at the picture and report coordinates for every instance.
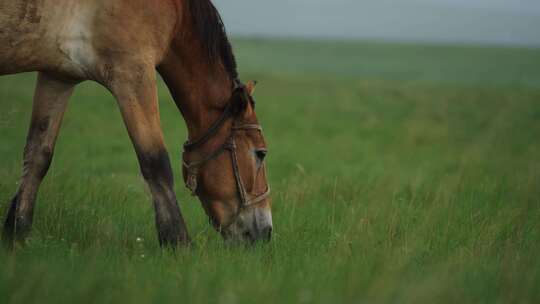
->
[3,73,75,248]
[107,64,190,248]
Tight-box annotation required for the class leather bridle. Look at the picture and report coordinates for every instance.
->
[182,81,271,219]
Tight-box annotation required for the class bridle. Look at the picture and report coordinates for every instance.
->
[182,80,270,222]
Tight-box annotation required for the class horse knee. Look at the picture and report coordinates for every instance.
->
[22,145,54,180]
[138,149,174,186]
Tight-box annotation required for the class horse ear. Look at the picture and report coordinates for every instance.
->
[231,88,249,116]
[246,80,258,95]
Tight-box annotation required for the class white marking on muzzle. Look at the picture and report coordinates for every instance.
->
[253,207,273,233]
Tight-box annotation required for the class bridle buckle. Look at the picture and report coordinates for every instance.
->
[186,172,198,196]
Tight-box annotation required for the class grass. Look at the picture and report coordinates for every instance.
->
[1,38,540,303]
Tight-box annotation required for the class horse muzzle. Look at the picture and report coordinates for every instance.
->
[223,206,273,243]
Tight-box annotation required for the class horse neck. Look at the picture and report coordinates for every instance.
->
[158,52,233,141]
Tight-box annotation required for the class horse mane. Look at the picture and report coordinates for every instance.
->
[186,0,238,79]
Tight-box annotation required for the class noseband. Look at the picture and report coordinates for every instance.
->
[182,82,270,216]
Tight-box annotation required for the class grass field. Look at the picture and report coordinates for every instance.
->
[1,38,540,303]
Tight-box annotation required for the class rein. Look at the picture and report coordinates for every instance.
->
[182,81,270,222]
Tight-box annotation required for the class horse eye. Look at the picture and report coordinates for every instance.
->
[255,149,267,161]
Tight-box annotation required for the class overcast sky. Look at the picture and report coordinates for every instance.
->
[213,0,540,46]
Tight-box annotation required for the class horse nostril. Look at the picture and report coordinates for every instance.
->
[243,230,253,241]
[261,226,272,241]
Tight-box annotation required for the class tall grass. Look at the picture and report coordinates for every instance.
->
[1,39,539,303]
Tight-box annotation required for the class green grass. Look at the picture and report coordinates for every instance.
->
[1,38,540,303]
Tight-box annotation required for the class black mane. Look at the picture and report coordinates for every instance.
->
[187,0,238,79]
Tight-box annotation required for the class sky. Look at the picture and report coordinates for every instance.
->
[213,0,540,46]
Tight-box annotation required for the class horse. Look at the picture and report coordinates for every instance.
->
[0,0,272,247]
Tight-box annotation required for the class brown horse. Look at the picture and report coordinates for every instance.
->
[0,0,272,247]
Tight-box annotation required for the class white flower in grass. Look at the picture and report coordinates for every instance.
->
[136,237,143,243]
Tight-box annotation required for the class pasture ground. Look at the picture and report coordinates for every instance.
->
[1,39,539,303]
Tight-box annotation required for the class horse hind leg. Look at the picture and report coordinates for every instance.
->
[2,73,75,248]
